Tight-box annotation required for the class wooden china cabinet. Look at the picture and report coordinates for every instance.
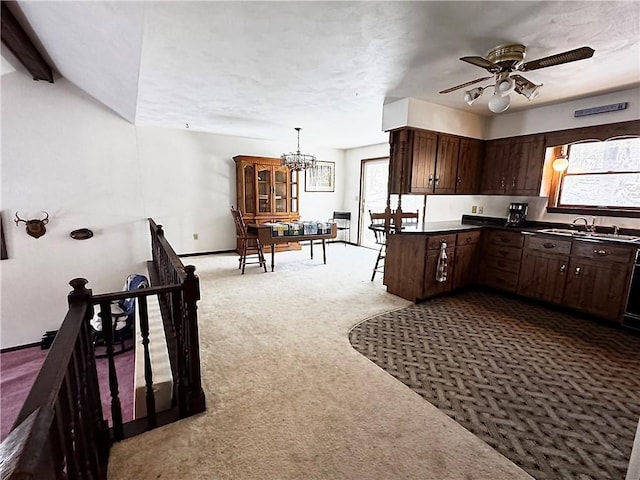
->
[233,155,301,252]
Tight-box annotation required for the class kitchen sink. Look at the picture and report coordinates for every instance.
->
[537,228,640,243]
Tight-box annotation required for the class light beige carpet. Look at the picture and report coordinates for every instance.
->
[108,244,532,480]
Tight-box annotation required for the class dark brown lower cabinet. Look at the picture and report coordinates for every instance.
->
[384,230,480,302]
[517,235,634,323]
[423,246,456,298]
[479,229,524,292]
[518,252,569,304]
[452,232,481,289]
[517,235,572,304]
[562,258,631,322]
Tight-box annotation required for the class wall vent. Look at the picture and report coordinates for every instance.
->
[574,102,628,117]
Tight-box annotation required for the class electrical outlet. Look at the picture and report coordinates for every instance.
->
[478,206,484,214]
[471,205,477,213]
[193,233,198,240]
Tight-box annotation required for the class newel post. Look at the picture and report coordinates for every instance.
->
[183,265,206,414]
[67,279,109,465]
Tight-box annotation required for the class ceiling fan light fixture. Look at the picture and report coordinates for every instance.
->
[488,92,511,113]
[521,83,542,100]
[463,87,484,105]
[495,74,515,96]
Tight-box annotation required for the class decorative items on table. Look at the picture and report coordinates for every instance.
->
[264,221,334,237]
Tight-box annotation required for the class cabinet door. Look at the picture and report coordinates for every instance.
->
[480,139,510,194]
[256,166,272,213]
[562,259,631,322]
[518,252,568,304]
[452,243,479,290]
[456,138,482,194]
[510,135,545,196]
[389,129,412,194]
[410,130,438,193]
[434,134,459,194]
[423,247,455,298]
[273,166,290,213]
[241,164,256,214]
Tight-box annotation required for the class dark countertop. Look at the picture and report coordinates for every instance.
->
[388,214,640,247]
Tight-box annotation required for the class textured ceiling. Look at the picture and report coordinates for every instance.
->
[5,1,640,149]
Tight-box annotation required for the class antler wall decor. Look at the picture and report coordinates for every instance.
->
[15,211,49,239]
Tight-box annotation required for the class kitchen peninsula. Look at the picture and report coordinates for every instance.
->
[382,216,640,327]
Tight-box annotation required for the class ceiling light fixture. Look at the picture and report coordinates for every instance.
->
[488,91,511,113]
[460,73,543,113]
[514,76,543,101]
[463,87,484,105]
[281,127,316,171]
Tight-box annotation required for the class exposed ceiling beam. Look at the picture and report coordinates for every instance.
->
[1,1,52,82]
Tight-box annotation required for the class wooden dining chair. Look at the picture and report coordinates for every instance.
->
[230,206,267,274]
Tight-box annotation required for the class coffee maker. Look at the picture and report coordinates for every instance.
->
[506,202,528,227]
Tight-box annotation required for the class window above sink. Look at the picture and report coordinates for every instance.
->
[546,137,640,218]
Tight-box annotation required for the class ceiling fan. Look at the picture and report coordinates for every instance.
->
[439,44,595,113]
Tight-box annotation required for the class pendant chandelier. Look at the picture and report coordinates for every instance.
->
[281,127,316,171]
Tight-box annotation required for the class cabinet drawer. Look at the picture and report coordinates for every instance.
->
[427,234,457,250]
[456,230,482,246]
[571,241,635,264]
[487,230,524,248]
[483,255,520,274]
[526,235,572,255]
[480,267,519,292]
[483,244,523,262]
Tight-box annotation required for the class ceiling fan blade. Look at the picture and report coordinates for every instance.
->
[460,56,500,73]
[519,46,595,71]
[439,76,492,94]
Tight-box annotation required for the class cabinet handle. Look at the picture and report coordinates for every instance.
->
[466,237,472,243]
[428,175,433,185]
[500,177,506,188]
[457,176,462,184]
[511,176,516,187]
[435,176,440,183]
[559,264,566,274]
[574,267,581,276]
[542,242,556,249]
[593,249,610,256]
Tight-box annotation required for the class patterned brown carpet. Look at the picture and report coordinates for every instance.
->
[349,289,640,480]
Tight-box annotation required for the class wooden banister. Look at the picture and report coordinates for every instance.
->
[1,219,206,479]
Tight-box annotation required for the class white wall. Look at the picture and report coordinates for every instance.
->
[487,87,640,139]
[1,73,343,349]
[382,97,486,139]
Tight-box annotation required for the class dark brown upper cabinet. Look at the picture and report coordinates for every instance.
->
[388,128,482,195]
[479,134,545,196]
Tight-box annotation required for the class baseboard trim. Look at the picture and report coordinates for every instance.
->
[178,249,236,258]
[1,341,41,354]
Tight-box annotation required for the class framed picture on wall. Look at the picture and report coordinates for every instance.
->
[305,161,335,192]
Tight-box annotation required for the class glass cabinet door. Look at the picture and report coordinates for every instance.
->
[257,166,272,213]
[243,165,255,213]
[273,167,289,213]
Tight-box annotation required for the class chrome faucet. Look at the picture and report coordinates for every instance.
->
[572,216,595,233]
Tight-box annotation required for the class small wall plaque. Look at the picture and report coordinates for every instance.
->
[70,228,93,240]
